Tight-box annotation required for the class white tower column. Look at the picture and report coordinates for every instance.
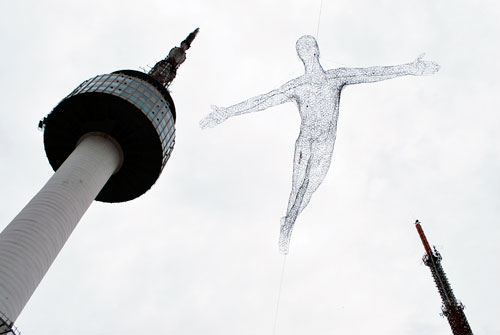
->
[0,134,122,325]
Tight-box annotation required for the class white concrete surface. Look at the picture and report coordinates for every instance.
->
[0,134,122,323]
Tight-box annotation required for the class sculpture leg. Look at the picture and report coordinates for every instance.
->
[295,139,334,214]
[279,135,311,254]
[279,137,335,254]
[285,136,311,213]
[280,158,311,254]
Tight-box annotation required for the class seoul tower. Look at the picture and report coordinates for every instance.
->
[0,28,199,334]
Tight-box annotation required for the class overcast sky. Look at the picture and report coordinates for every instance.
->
[0,0,499,334]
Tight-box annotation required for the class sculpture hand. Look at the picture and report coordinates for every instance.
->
[200,105,230,129]
[412,53,440,76]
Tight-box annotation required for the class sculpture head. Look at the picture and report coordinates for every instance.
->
[296,35,320,64]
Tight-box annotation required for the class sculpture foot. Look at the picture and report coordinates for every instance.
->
[279,216,292,255]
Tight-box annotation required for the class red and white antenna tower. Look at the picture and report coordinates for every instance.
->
[415,220,473,335]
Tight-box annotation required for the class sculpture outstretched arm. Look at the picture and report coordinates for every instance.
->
[328,53,440,85]
[200,82,296,129]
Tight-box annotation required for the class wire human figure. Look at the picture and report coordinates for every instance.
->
[200,35,439,254]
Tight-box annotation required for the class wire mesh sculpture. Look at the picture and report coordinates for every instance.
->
[200,35,439,254]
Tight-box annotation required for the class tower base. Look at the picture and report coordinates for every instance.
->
[0,312,20,335]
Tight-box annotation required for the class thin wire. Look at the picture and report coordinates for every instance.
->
[272,254,287,335]
[315,0,323,41]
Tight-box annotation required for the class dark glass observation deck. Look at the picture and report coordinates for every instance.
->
[42,70,176,202]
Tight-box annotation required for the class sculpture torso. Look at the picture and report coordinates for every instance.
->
[292,68,342,142]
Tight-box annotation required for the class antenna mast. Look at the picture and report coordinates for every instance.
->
[149,28,199,87]
[415,220,473,335]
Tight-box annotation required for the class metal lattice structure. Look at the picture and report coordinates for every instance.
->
[149,28,199,87]
[415,220,473,335]
[0,311,20,335]
[200,35,439,254]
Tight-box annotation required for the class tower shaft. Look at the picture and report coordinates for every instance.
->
[415,221,473,335]
[0,134,122,327]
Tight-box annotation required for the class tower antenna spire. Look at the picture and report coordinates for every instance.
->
[414,220,473,335]
[149,27,200,87]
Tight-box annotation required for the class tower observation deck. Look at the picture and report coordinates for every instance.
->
[415,220,473,335]
[0,28,199,334]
